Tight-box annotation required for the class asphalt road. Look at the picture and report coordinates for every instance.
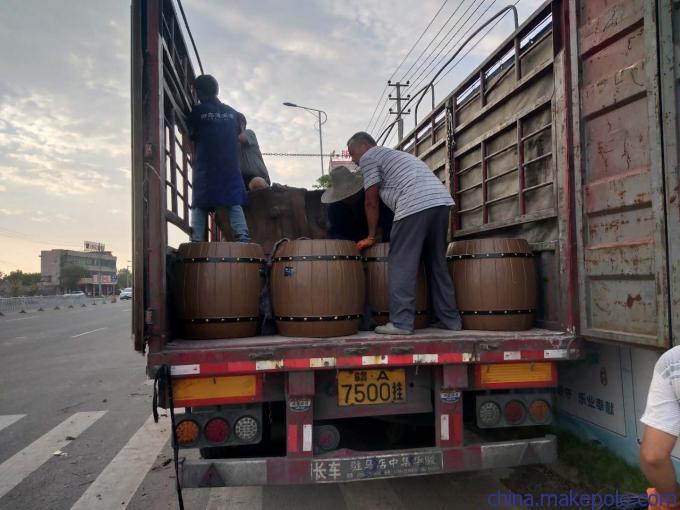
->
[0,303,522,510]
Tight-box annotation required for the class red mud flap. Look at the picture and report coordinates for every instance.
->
[180,435,556,487]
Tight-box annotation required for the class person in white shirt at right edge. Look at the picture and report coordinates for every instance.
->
[347,131,462,336]
[641,345,680,509]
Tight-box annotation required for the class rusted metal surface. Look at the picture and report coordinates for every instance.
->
[180,435,557,487]
[132,0,197,352]
[399,3,562,329]
[571,0,670,347]
[658,0,680,346]
[131,0,145,351]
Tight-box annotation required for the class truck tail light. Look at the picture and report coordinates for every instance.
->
[314,424,341,453]
[504,400,526,425]
[234,416,259,442]
[175,420,200,445]
[528,399,551,424]
[204,418,230,444]
[478,401,502,427]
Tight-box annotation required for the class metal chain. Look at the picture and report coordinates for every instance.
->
[261,152,339,157]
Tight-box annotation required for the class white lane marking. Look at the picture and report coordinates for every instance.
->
[71,327,108,338]
[70,415,170,510]
[207,487,263,510]
[340,478,406,510]
[3,316,38,323]
[0,415,25,432]
[0,411,107,500]
[14,336,27,340]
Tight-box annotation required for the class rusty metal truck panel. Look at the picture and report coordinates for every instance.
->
[570,0,671,347]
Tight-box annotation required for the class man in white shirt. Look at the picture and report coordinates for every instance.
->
[347,131,462,335]
[640,345,680,509]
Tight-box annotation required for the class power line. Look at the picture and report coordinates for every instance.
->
[365,0,450,132]
[397,0,471,83]
[400,0,480,88]
[408,0,498,93]
[380,0,523,145]
[369,0,469,135]
[434,0,522,86]
[371,0,486,137]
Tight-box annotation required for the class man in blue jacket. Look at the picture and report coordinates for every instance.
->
[188,75,250,242]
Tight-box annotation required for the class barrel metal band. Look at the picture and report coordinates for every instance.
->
[178,257,265,264]
[275,314,362,322]
[273,255,362,262]
[459,309,535,316]
[186,316,259,323]
[447,252,534,261]
[363,256,388,262]
[372,311,428,316]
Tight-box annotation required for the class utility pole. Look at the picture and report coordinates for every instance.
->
[388,80,411,143]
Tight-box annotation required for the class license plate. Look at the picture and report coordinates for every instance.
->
[338,369,406,406]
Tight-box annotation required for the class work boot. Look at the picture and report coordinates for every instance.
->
[374,322,413,336]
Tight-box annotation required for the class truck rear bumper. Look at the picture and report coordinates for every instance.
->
[181,434,556,487]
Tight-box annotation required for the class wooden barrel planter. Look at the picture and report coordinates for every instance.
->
[446,238,536,331]
[271,239,365,337]
[173,242,265,339]
[364,243,429,329]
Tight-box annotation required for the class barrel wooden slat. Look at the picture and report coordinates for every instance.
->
[364,243,429,329]
[173,242,264,339]
[271,240,364,337]
[447,238,536,331]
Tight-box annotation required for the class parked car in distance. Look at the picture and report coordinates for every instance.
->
[119,288,132,300]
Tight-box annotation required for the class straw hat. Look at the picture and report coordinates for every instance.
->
[321,165,364,204]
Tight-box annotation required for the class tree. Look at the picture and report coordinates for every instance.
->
[312,174,331,190]
[60,265,90,292]
[116,268,132,291]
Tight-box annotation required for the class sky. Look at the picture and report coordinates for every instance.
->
[0,0,544,274]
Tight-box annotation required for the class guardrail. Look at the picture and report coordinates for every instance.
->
[0,295,113,316]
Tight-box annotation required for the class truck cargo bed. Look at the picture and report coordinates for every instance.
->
[148,328,582,376]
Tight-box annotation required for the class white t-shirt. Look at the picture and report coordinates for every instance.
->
[359,146,454,221]
[641,346,680,437]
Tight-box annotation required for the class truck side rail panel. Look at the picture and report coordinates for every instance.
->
[132,0,197,352]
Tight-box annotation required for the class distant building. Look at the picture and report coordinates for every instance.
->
[328,150,359,173]
[40,249,117,296]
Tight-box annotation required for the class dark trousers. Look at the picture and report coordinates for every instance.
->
[388,206,462,331]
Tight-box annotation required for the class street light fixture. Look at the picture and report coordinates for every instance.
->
[282,102,328,176]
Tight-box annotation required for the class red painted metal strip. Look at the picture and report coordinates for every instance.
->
[438,353,462,363]
[287,425,298,453]
[284,359,311,370]
[477,352,505,363]
[174,395,258,407]
[520,350,545,360]
[388,354,413,365]
[336,357,364,368]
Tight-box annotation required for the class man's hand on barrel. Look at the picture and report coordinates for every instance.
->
[356,236,376,251]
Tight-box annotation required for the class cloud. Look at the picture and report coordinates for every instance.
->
[0,208,22,216]
[0,0,545,272]
[28,211,70,223]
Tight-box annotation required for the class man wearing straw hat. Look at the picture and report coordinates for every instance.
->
[321,165,393,243]
[347,131,462,336]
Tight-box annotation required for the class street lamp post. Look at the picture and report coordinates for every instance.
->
[283,102,328,176]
